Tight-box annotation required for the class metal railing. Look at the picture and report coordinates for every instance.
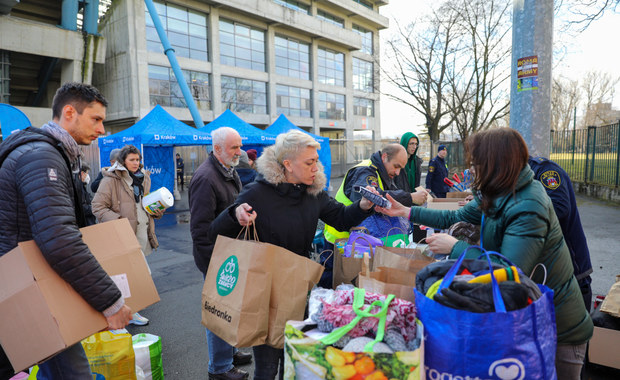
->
[551,122,620,187]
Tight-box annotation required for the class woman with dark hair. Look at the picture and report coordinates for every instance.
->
[92,144,163,326]
[379,128,593,379]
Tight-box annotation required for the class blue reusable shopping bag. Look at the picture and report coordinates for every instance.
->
[415,245,558,380]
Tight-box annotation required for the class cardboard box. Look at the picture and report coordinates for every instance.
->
[0,219,160,372]
[426,197,463,210]
[588,326,620,369]
[447,191,472,198]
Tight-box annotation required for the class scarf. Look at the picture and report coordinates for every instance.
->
[41,121,82,172]
[128,170,145,203]
[399,132,419,190]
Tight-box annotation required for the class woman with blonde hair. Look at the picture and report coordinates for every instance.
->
[209,130,382,379]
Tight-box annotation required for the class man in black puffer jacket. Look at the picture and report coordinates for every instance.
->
[0,83,132,380]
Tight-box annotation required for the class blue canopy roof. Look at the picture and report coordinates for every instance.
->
[0,104,31,138]
[200,109,276,145]
[98,105,212,149]
[265,114,331,186]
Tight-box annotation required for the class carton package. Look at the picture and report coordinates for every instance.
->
[588,327,620,369]
[0,219,160,372]
[446,191,472,198]
[426,197,463,210]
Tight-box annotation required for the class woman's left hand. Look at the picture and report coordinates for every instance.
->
[425,233,458,254]
[152,209,165,218]
[375,193,410,218]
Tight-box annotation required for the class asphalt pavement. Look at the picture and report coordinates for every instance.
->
[127,183,620,379]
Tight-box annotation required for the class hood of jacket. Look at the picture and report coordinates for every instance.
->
[400,132,419,159]
[255,145,326,196]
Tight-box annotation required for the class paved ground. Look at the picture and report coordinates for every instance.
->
[127,180,620,379]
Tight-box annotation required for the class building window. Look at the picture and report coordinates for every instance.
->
[274,36,310,80]
[145,1,208,61]
[318,47,344,87]
[221,76,267,114]
[319,91,345,120]
[317,10,344,28]
[354,97,374,117]
[353,0,373,10]
[353,24,373,55]
[353,58,374,93]
[148,65,211,110]
[219,19,265,71]
[276,84,311,117]
[273,0,310,14]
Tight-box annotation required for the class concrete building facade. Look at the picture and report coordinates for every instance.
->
[0,0,106,128]
[95,0,388,146]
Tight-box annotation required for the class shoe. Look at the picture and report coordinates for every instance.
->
[232,351,253,366]
[208,367,249,380]
[129,312,149,326]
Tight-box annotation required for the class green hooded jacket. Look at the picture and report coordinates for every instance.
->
[396,132,422,192]
[409,166,593,345]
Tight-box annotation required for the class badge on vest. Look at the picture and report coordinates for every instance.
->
[48,168,58,181]
[429,166,435,173]
[365,175,379,188]
[540,170,560,190]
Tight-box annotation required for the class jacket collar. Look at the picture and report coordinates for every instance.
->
[255,145,326,196]
[370,151,395,189]
[209,152,238,180]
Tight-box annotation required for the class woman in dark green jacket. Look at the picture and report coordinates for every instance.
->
[380,128,593,379]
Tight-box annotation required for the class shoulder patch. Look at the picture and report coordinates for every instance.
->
[48,168,58,181]
[365,175,379,188]
[428,166,435,173]
[540,170,560,190]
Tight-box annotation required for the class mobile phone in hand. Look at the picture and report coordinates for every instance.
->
[353,186,392,209]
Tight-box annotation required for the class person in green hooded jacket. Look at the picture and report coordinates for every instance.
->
[379,128,593,379]
[395,132,423,192]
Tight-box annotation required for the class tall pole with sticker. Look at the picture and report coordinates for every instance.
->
[510,0,553,158]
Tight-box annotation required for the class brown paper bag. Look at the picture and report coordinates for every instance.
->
[332,235,375,288]
[202,235,273,347]
[266,249,324,348]
[358,253,416,302]
[372,246,436,277]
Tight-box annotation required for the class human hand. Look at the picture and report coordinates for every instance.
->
[375,193,410,218]
[152,209,165,218]
[359,186,383,211]
[106,304,132,330]
[235,203,257,226]
[457,194,474,207]
[411,189,428,205]
[425,233,458,254]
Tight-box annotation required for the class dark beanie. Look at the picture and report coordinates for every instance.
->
[438,144,447,152]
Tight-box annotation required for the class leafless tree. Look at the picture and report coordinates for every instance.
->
[557,0,620,31]
[551,76,580,131]
[382,4,461,145]
[581,71,619,126]
[381,0,511,145]
[445,0,512,140]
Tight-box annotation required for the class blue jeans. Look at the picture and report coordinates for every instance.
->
[37,343,92,380]
[252,345,283,380]
[206,328,237,374]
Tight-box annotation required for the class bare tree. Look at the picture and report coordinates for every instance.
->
[381,0,511,145]
[551,76,580,131]
[445,0,512,140]
[557,0,620,31]
[581,71,619,126]
[382,4,461,144]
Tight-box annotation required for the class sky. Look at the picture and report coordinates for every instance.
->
[378,1,620,138]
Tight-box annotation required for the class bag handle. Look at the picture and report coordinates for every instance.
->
[438,245,507,313]
[385,226,408,247]
[320,288,395,352]
[349,235,380,258]
[530,263,548,285]
[236,223,259,242]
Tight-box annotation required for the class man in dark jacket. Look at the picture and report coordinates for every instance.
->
[188,127,251,380]
[426,144,450,197]
[529,156,593,311]
[395,132,423,192]
[0,82,131,379]
[176,153,185,191]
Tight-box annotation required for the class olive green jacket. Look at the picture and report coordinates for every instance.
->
[410,166,593,344]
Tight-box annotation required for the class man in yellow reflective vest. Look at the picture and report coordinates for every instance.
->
[324,144,428,244]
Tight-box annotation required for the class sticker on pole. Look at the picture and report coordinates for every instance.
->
[517,55,538,92]
[216,256,239,296]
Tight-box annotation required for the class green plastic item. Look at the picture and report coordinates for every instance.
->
[320,288,396,352]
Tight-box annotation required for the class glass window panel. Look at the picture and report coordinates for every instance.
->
[167,18,186,33]
[237,35,251,50]
[220,20,234,33]
[237,59,252,70]
[189,11,206,27]
[251,29,264,41]
[148,64,210,110]
[191,50,208,61]
[167,4,187,21]
[220,33,235,46]
[236,24,250,36]
[188,23,205,37]
[190,36,207,50]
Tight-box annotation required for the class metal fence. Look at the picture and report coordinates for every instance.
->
[551,122,620,187]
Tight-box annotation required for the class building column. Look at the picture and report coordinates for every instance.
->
[209,10,222,117]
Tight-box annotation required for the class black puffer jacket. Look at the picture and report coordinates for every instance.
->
[209,145,372,258]
[0,127,121,312]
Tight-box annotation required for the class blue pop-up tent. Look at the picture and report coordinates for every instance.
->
[265,114,331,187]
[0,104,31,138]
[98,105,212,194]
[199,109,277,146]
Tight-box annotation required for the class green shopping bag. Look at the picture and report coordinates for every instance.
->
[132,334,164,380]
